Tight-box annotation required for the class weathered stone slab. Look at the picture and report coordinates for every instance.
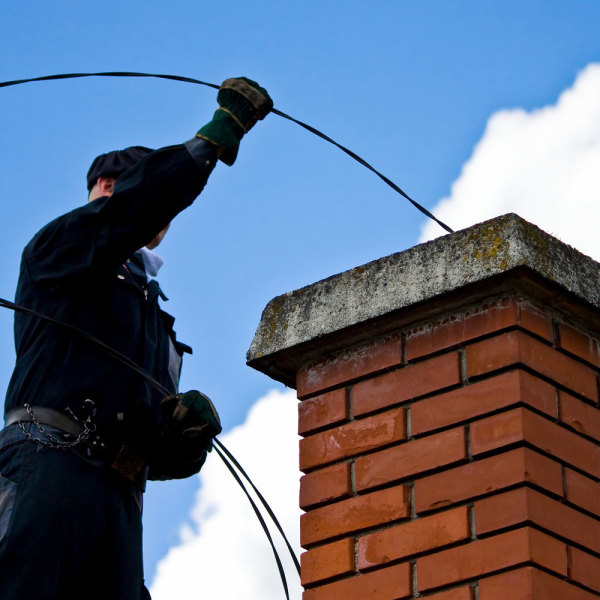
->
[247,213,600,387]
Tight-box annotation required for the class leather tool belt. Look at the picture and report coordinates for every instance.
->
[6,406,85,435]
[5,406,149,491]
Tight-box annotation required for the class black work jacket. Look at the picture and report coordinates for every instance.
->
[4,139,217,459]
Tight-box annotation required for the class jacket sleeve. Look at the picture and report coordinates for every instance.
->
[23,139,218,286]
[147,450,208,481]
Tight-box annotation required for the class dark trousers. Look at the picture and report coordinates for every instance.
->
[0,424,151,600]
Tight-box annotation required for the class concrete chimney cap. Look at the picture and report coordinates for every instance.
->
[247,213,600,387]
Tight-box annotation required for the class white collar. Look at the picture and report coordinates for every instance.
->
[136,246,165,280]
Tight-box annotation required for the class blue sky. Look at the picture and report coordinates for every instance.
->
[1,1,600,596]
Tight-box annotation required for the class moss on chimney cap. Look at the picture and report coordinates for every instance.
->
[247,213,600,387]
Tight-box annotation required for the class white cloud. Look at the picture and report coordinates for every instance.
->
[150,388,302,600]
[421,63,600,261]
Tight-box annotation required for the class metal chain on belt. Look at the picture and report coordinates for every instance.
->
[17,402,97,450]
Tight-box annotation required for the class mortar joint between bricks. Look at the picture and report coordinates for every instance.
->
[465,423,473,461]
[552,319,561,348]
[406,404,412,440]
[472,582,480,600]
[458,347,468,384]
[350,460,357,496]
[347,385,354,421]
[411,561,420,598]
[468,503,477,540]
[409,481,416,519]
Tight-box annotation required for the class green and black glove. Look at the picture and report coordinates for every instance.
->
[196,77,273,166]
[149,390,222,480]
[160,389,222,456]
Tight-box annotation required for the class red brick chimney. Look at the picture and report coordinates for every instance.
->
[247,214,600,599]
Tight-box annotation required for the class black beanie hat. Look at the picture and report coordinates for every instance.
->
[86,146,153,191]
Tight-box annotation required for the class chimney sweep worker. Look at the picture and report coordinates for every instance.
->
[0,77,272,600]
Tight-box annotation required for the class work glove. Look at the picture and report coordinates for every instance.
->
[196,77,273,166]
[160,389,222,456]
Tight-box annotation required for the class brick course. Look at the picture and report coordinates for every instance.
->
[478,567,600,600]
[299,388,348,435]
[410,369,556,436]
[354,427,467,491]
[559,390,600,440]
[300,485,410,547]
[470,407,600,477]
[423,587,474,600]
[299,407,406,471]
[414,447,563,513]
[352,352,460,416]
[406,298,553,361]
[297,333,403,398]
[302,563,412,600]
[466,330,598,401]
[357,506,470,570]
[300,462,352,509]
[557,322,600,367]
[300,537,355,586]
[416,527,567,592]
[564,468,600,516]
[570,547,600,593]
[474,487,600,552]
